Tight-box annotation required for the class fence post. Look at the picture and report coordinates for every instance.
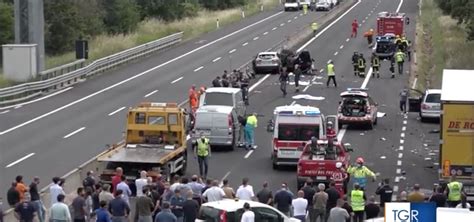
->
[241,8,245,18]
[216,18,220,29]
[260,4,263,12]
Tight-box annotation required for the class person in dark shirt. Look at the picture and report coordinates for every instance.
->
[72,187,87,222]
[169,189,185,220]
[365,196,380,219]
[341,195,353,222]
[273,183,293,216]
[14,194,37,222]
[201,179,213,194]
[108,190,130,220]
[29,177,45,222]
[375,178,393,208]
[7,182,20,207]
[301,179,316,219]
[182,190,199,222]
[95,201,111,222]
[212,76,222,87]
[92,184,102,211]
[256,182,273,205]
[325,181,341,221]
[429,186,447,208]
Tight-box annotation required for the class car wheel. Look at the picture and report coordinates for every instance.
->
[367,121,374,130]
[272,155,279,170]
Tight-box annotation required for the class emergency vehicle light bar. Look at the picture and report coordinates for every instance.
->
[277,111,294,115]
[305,111,320,116]
[139,102,178,108]
[347,88,368,92]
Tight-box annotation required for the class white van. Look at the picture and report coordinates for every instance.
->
[284,0,300,11]
[199,87,246,117]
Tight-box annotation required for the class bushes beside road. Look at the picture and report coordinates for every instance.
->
[414,0,474,90]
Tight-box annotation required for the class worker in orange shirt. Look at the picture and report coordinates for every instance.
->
[364,28,374,47]
[189,85,198,113]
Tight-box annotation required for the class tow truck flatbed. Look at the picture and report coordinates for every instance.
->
[97,144,185,164]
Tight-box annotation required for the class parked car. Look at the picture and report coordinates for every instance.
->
[252,51,282,74]
[284,0,300,11]
[337,88,378,129]
[315,0,331,11]
[407,89,441,122]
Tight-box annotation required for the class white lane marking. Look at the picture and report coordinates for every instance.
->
[171,76,184,83]
[397,160,402,166]
[249,74,270,92]
[63,127,86,139]
[403,120,407,125]
[320,69,324,73]
[244,150,254,159]
[288,19,292,23]
[6,153,35,168]
[253,37,259,41]
[193,66,204,72]
[395,177,400,182]
[229,49,237,53]
[0,11,286,135]
[263,32,268,35]
[346,38,350,42]
[219,171,232,186]
[402,126,406,131]
[108,106,126,116]
[362,20,366,23]
[294,16,298,19]
[334,51,338,56]
[302,85,310,92]
[186,135,191,140]
[412,77,418,88]
[327,60,331,64]
[14,105,22,109]
[242,42,249,46]
[361,68,373,89]
[399,146,404,151]
[400,133,405,138]
[144,90,158,98]
[365,16,368,20]
[272,27,277,30]
[0,87,73,111]
[212,57,221,62]
[414,52,417,65]
[393,185,399,192]
[398,153,403,158]
[290,101,296,105]
[280,23,285,26]
[400,139,404,144]
[0,110,10,114]
[337,125,348,141]
[396,168,401,174]
[300,13,303,16]
[297,0,362,52]
[339,45,344,49]
[396,0,404,12]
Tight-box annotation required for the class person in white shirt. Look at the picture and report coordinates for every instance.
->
[292,190,308,222]
[170,175,182,192]
[49,194,72,222]
[236,178,255,201]
[116,175,131,203]
[202,180,226,202]
[241,202,255,222]
[135,171,148,197]
[49,177,65,206]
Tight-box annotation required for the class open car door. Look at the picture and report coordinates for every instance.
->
[408,88,424,112]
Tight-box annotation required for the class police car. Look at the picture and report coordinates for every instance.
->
[337,88,378,129]
[373,34,397,60]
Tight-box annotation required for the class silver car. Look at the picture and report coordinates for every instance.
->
[252,52,281,74]
[420,89,441,121]
[192,105,240,150]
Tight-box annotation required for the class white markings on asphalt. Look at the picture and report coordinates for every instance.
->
[397,160,402,166]
[229,49,237,54]
[403,120,407,125]
[402,126,406,131]
[0,11,287,136]
[108,106,126,116]
[339,45,344,49]
[263,32,268,35]
[244,150,254,159]
[294,16,298,19]
[242,42,249,46]
[400,133,405,138]
[393,185,399,192]
[0,86,73,111]
[212,57,222,62]
[288,19,292,23]
[300,13,303,16]
[365,16,368,20]
[171,76,184,83]
[327,60,331,64]
[249,74,270,92]
[396,168,401,174]
[302,85,310,92]
[144,90,158,98]
[0,110,10,114]
[272,27,277,30]
[400,139,404,144]
[63,127,86,139]
[398,153,403,158]
[337,125,348,142]
[280,23,285,26]
[334,51,338,56]
[6,153,35,168]
[395,177,400,183]
[346,38,350,42]
[399,146,404,151]
[362,20,366,23]
[186,135,191,140]
[320,69,324,73]
[290,101,296,106]
[396,0,404,12]
[361,68,373,89]
[14,105,22,109]
[253,37,259,41]
[412,77,418,88]
[221,171,231,182]
[297,0,362,52]
[380,156,386,159]
[193,66,204,72]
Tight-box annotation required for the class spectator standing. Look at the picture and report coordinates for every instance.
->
[161,182,174,203]
[92,184,102,212]
[83,171,97,192]
[135,187,155,222]
[292,190,308,222]
[116,176,132,204]
[182,191,199,222]
[326,181,341,220]
[189,175,205,204]
[15,175,28,203]
[29,177,45,222]
[350,183,366,222]
[341,196,353,222]
[14,193,37,222]
[407,184,425,203]
[179,178,193,197]
[85,188,94,221]
[328,199,350,222]
[99,184,114,205]
[301,179,316,221]
[202,180,225,202]
[241,203,255,222]
[236,178,255,201]
[364,196,380,219]
[446,175,463,207]
[312,183,328,222]
[50,194,72,222]
[95,201,111,222]
[375,178,393,209]
[212,76,222,87]
[72,187,87,222]
[155,202,177,222]
[256,182,273,205]
[108,190,130,222]
[201,179,213,195]
[222,179,236,199]
[169,189,185,222]
[170,175,182,193]
[429,186,447,208]
[136,171,149,197]
[398,191,408,202]
[50,177,65,206]
[111,167,123,194]
[273,183,293,217]
[7,182,20,207]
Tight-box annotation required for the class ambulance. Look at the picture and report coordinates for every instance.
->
[267,104,337,169]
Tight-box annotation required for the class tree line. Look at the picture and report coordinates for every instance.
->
[0,0,249,59]
[435,0,474,40]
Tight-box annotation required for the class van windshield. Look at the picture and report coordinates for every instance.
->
[278,124,319,141]
[425,93,441,103]
[286,0,297,3]
[204,92,233,106]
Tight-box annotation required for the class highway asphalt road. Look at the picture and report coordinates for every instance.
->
[0,4,338,200]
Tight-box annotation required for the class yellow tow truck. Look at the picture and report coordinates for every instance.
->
[97,102,188,183]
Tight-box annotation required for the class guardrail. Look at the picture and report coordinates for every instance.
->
[38,59,87,81]
[0,32,184,107]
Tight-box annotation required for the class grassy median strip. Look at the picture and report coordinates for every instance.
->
[414,0,474,90]
[0,0,279,88]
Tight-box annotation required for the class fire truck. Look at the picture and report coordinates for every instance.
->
[267,104,337,169]
[376,12,406,36]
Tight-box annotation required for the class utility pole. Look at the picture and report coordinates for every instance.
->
[14,0,45,72]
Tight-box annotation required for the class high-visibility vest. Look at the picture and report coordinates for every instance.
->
[351,190,365,211]
[447,181,463,201]
[247,115,258,127]
[311,22,318,31]
[358,58,365,68]
[372,57,380,67]
[327,64,335,76]
[197,138,210,156]
[395,52,405,62]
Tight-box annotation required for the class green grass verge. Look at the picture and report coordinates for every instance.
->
[414,0,474,91]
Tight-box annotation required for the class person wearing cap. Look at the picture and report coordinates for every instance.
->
[244,113,258,150]
[347,157,376,190]
[193,134,211,179]
[350,183,366,222]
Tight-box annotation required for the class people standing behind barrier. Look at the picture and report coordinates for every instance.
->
[394,49,405,75]
[245,113,258,150]
[194,135,211,179]
[446,175,464,207]
[189,175,205,204]
[292,191,308,222]
[429,186,447,208]
[14,192,37,222]
[256,182,273,205]
[407,184,425,203]
[154,202,176,222]
[351,19,359,38]
[116,176,132,204]
[328,199,350,222]
[351,183,366,222]
[221,73,230,87]
[364,196,380,219]
[50,177,66,206]
[183,190,199,222]
[371,54,381,78]
[15,175,28,203]
[352,52,360,76]
[83,171,97,192]
[71,187,87,222]
[111,167,123,194]
[202,180,225,202]
[273,183,293,217]
[222,179,236,199]
[326,61,337,87]
[170,189,185,222]
[312,183,328,222]
[50,194,72,222]
[136,171,148,197]
[375,178,393,209]
[135,186,155,222]
[279,68,289,96]
[95,201,110,222]
[301,179,316,219]
[7,182,20,208]
[326,181,341,220]
[236,178,255,201]
[99,184,114,205]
